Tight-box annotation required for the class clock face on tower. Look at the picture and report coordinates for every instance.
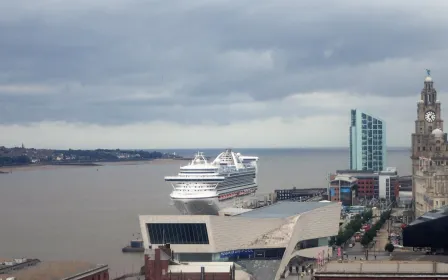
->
[425,110,436,123]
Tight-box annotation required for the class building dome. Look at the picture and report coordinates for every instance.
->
[425,76,433,82]
[432,128,444,138]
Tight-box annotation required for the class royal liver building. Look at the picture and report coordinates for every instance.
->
[412,70,448,217]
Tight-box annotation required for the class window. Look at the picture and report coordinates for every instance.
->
[148,223,210,244]
[296,237,329,249]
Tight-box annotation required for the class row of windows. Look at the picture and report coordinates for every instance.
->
[362,124,383,129]
[351,110,357,126]
[362,146,384,151]
[361,114,382,124]
[148,223,210,244]
[167,178,223,182]
[417,146,446,152]
[362,159,383,162]
[217,174,255,188]
[295,237,328,250]
[362,149,383,154]
[362,131,383,137]
[362,160,384,165]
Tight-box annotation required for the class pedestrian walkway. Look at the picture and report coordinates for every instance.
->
[374,219,391,253]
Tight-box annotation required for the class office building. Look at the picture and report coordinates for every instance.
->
[350,109,386,172]
[330,168,400,201]
[328,175,357,206]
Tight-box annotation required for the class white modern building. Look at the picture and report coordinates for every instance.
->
[139,201,341,280]
[378,167,397,200]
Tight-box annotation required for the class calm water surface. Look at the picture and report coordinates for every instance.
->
[0,148,410,276]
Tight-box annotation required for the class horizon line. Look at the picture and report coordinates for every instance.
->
[3,146,410,150]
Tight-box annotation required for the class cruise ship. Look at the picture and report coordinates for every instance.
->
[165,149,259,215]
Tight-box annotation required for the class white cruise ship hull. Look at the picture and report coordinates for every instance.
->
[165,149,259,215]
[171,186,257,215]
[172,198,221,215]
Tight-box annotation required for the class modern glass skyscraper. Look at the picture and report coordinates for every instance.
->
[350,109,387,172]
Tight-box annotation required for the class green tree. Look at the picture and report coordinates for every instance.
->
[360,234,370,247]
[362,210,373,221]
[335,230,345,246]
[385,243,395,252]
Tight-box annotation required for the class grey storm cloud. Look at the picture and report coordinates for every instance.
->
[1,0,448,125]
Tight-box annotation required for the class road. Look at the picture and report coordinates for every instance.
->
[339,219,394,261]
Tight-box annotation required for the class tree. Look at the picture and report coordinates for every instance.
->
[385,243,395,252]
[362,210,373,221]
[365,229,375,240]
[360,234,370,247]
[328,236,336,246]
[0,155,31,166]
[335,230,346,246]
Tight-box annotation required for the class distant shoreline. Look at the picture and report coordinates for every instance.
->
[0,158,189,173]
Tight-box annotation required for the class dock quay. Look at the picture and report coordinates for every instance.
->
[275,187,327,201]
[0,258,40,274]
[219,188,328,216]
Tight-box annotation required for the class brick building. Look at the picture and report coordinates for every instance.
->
[314,260,448,280]
[331,168,400,201]
[328,175,357,206]
[143,245,242,280]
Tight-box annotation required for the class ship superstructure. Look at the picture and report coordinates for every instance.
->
[164,149,259,215]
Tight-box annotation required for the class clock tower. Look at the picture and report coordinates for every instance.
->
[412,70,448,218]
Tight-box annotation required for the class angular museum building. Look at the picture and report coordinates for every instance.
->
[139,201,341,280]
[402,205,448,249]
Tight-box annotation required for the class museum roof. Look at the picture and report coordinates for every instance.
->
[237,201,336,218]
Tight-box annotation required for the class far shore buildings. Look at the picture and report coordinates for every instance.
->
[412,71,448,218]
[350,109,387,172]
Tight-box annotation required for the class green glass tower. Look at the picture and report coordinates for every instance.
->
[350,109,387,171]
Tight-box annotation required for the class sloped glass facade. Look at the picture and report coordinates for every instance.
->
[147,223,210,244]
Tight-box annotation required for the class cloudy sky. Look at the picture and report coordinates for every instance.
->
[0,0,448,149]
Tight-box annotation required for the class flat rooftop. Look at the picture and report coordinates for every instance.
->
[391,251,448,263]
[317,260,448,275]
[237,201,336,218]
[4,261,106,280]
